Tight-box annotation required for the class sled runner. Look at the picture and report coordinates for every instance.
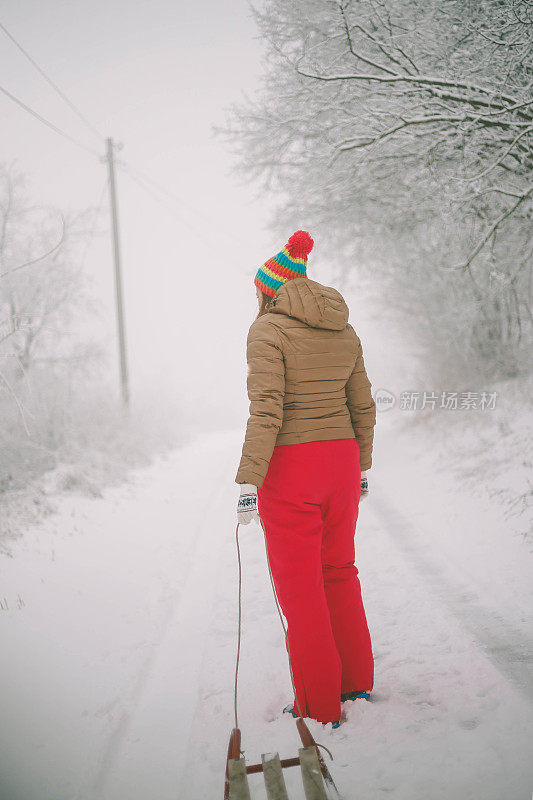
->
[225,521,343,799]
[224,717,340,799]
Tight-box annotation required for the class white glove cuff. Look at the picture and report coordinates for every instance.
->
[239,483,258,494]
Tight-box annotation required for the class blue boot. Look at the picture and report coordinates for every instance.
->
[282,703,299,718]
[283,703,343,728]
[323,711,345,729]
[340,690,371,702]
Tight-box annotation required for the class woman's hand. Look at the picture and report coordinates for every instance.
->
[237,483,259,525]
[360,470,369,501]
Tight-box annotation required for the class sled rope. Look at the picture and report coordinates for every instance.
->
[259,514,305,719]
[234,517,304,734]
[230,521,340,800]
[234,522,243,732]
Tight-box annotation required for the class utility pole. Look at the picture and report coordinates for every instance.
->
[105,137,130,408]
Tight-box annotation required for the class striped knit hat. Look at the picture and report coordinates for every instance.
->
[255,230,314,298]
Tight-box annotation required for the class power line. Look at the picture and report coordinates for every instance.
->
[121,164,249,273]
[0,19,104,142]
[120,160,245,249]
[122,162,207,217]
[121,165,223,246]
[0,83,99,157]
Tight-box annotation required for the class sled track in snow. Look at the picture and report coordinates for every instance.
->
[372,491,533,704]
[76,441,231,800]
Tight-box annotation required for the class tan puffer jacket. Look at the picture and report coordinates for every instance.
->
[235,277,376,488]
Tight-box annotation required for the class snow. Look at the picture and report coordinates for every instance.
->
[0,424,532,800]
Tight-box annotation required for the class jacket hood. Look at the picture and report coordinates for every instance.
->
[270,277,349,331]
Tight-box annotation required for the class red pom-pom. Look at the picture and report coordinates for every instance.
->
[286,230,314,259]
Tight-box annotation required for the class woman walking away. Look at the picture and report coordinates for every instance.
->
[235,230,376,728]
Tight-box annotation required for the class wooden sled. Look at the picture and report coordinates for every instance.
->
[224,717,341,799]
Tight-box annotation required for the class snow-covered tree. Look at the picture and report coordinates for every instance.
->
[0,164,100,374]
[0,163,102,436]
[222,0,532,379]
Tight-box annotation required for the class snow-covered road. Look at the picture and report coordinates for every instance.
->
[0,427,531,800]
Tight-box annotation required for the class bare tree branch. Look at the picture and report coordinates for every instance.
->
[0,215,65,279]
[448,186,533,270]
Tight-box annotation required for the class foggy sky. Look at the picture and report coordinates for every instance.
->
[2,1,274,424]
[1,0,392,432]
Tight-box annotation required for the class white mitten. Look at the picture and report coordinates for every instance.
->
[360,470,369,501]
[237,483,259,525]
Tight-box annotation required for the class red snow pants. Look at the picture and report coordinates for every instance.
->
[257,438,374,724]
